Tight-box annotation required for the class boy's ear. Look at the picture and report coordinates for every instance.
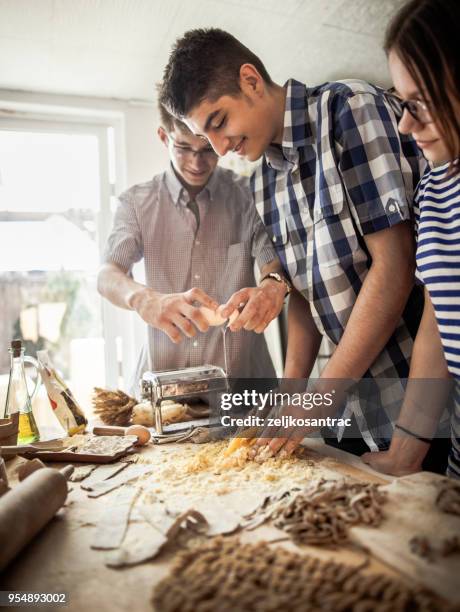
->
[158,126,169,147]
[239,63,264,96]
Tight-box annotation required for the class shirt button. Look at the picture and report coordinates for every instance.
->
[194,274,200,280]
[272,236,277,243]
[192,340,198,347]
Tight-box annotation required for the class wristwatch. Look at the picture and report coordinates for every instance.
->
[259,272,292,296]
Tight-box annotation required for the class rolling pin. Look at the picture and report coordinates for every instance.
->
[0,465,73,571]
[92,424,151,446]
[0,442,65,458]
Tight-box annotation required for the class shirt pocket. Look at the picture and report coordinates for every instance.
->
[227,240,251,266]
[212,241,254,300]
[313,189,364,270]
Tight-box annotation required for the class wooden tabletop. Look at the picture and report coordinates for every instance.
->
[2,439,401,612]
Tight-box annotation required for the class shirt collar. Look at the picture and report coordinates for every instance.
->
[164,164,184,205]
[265,79,313,172]
[164,164,218,206]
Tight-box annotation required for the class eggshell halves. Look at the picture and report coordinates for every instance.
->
[200,307,239,327]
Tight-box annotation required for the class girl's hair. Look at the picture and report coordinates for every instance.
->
[385,0,460,175]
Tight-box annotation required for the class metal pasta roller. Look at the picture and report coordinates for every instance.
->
[140,365,228,436]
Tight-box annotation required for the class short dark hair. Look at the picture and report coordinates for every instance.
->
[385,0,460,175]
[156,83,192,134]
[159,28,273,118]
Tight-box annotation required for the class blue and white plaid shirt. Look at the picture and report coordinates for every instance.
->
[252,79,427,451]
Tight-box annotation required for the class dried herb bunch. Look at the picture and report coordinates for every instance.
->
[152,537,449,612]
[92,387,137,426]
[244,478,387,546]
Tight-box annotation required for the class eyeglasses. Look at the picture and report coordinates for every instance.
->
[385,88,433,125]
[169,135,217,161]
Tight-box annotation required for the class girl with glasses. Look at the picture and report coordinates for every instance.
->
[363,0,460,478]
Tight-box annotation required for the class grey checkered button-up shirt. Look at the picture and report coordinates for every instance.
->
[104,165,277,385]
[252,79,427,451]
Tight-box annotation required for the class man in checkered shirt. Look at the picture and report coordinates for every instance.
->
[160,28,429,458]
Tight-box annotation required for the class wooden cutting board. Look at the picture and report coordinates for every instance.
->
[350,472,460,604]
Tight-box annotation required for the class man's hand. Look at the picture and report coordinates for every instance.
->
[219,278,286,333]
[129,287,219,343]
[251,380,348,457]
[251,403,312,457]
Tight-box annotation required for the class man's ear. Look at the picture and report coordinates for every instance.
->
[158,126,169,147]
[239,64,264,97]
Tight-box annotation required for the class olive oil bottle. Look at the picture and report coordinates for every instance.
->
[4,339,40,444]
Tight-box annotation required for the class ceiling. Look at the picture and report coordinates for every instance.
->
[0,0,404,102]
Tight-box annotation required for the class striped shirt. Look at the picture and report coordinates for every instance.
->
[415,162,460,478]
[252,78,427,451]
[104,165,277,386]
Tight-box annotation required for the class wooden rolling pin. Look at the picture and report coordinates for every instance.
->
[0,465,73,571]
[0,442,65,457]
[92,425,151,446]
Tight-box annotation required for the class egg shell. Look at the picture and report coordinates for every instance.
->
[227,309,239,325]
[200,306,240,327]
[216,305,240,325]
[125,424,151,446]
[200,306,227,326]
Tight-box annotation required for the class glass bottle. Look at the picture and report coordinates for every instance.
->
[4,339,40,445]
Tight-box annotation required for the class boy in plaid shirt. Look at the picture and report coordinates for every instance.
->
[160,28,429,459]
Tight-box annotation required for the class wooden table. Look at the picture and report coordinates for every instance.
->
[2,440,403,612]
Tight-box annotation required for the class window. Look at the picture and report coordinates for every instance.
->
[0,117,119,418]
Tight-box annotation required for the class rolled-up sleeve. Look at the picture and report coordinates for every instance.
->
[336,92,424,236]
[103,188,143,272]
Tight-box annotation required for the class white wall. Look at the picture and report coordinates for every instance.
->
[123,102,167,185]
[0,89,168,186]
